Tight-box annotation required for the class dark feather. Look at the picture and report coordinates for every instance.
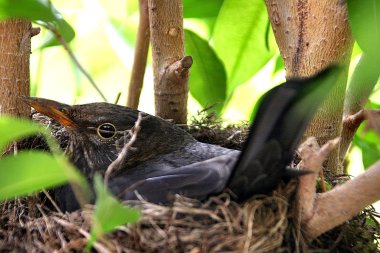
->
[228,66,341,201]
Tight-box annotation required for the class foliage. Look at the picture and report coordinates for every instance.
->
[0,116,85,201]
[347,0,380,58]
[347,0,380,169]
[87,175,140,250]
[0,0,75,46]
[0,116,139,247]
[185,29,226,114]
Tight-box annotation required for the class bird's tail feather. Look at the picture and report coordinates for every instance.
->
[228,66,343,201]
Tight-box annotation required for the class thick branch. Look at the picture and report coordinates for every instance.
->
[297,137,380,239]
[127,0,150,109]
[148,0,190,124]
[0,19,31,117]
[265,0,353,175]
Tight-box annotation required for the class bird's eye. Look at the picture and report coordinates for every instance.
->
[97,123,117,139]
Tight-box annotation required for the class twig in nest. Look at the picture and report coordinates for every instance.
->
[53,217,111,253]
[104,113,143,185]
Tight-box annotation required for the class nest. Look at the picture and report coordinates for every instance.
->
[0,183,298,252]
[0,112,379,252]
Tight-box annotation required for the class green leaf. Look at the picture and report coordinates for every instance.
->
[213,0,275,94]
[88,175,140,249]
[347,0,380,57]
[353,132,380,169]
[185,29,227,113]
[39,19,76,48]
[0,151,83,201]
[183,0,224,18]
[0,0,75,45]
[0,116,45,153]
[273,54,285,75]
[0,0,56,21]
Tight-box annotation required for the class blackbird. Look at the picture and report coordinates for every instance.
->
[24,67,337,211]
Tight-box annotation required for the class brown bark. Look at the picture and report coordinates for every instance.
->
[148,0,191,124]
[265,0,353,175]
[0,19,31,117]
[297,137,380,239]
[127,0,150,109]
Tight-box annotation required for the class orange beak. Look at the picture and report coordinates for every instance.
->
[23,97,78,129]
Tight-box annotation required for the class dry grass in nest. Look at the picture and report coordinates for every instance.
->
[0,183,297,253]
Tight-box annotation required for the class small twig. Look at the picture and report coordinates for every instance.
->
[31,27,41,37]
[46,25,107,102]
[114,92,122,104]
[42,189,63,214]
[104,113,143,185]
[53,217,111,253]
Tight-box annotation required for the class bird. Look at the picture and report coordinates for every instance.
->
[23,67,338,211]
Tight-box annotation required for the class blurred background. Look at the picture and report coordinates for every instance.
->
[29,0,380,180]
[30,0,286,122]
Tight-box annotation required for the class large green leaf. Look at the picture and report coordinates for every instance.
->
[347,0,380,57]
[213,0,274,94]
[87,175,140,249]
[0,0,75,46]
[0,0,55,21]
[183,0,224,18]
[185,29,227,113]
[0,151,83,201]
[0,116,45,153]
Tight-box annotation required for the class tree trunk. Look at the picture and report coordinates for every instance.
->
[265,0,353,175]
[148,0,191,124]
[0,19,31,117]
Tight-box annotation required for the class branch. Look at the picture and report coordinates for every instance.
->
[297,137,380,239]
[148,0,190,124]
[127,0,150,109]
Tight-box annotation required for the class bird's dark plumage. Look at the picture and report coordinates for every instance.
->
[24,67,338,211]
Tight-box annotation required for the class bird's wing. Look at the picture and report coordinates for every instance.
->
[110,152,239,203]
[228,66,342,201]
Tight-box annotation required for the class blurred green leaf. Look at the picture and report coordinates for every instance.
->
[273,54,285,75]
[185,29,226,113]
[39,19,75,48]
[88,175,140,249]
[183,0,224,18]
[0,151,82,201]
[0,0,55,21]
[0,116,45,153]
[353,131,380,169]
[0,0,75,46]
[347,0,380,57]
[213,0,274,94]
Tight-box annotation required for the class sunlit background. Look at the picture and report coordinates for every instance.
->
[30,0,380,192]
[30,0,287,123]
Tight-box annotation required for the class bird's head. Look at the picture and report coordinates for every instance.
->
[23,97,194,177]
